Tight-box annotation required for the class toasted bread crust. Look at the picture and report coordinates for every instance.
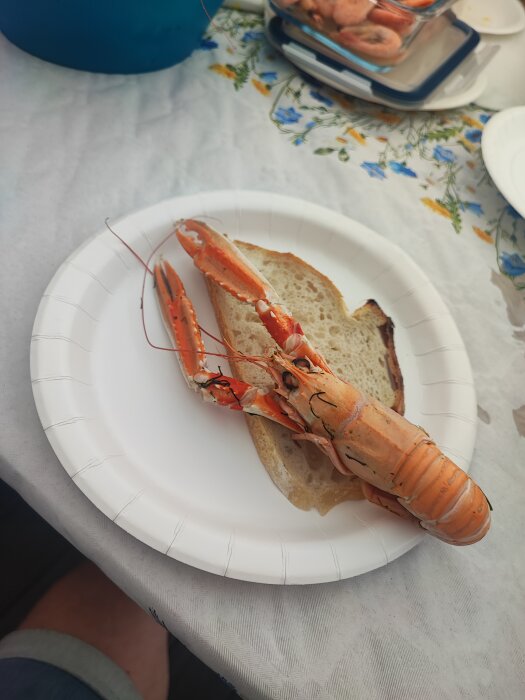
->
[353,299,405,415]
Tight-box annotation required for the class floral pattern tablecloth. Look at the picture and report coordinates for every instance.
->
[204,9,525,288]
[2,6,525,700]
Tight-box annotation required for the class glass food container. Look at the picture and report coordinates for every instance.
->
[269,0,461,69]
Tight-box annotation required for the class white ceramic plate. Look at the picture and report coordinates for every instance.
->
[482,107,525,219]
[30,191,477,584]
[454,0,525,35]
[475,29,525,110]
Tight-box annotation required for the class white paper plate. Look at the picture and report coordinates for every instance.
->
[30,191,477,584]
[454,0,525,35]
[482,107,525,219]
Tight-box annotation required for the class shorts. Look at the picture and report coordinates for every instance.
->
[0,629,143,699]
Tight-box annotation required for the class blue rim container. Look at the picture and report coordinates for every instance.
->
[0,0,223,74]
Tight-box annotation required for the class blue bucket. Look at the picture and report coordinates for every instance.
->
[0,0,223,74]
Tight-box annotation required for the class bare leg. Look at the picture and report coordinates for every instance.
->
[18,560,169,700]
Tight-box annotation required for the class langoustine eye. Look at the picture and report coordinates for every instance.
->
[282,371,299,390]
[292,357,311,371]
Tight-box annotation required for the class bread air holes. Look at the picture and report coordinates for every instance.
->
[307,281,318,293]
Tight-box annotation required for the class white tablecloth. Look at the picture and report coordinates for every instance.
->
[2,8,525,700]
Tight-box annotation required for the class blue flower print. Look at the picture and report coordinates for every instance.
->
[500,252,525,277]
[389,161,417,177]
[433,145,456,163]
[259,71,278,83]
[479,114,492,124]
[310,90,334,106]
[200,38,218,50]
[465,129,482,143]
[461,202,483,216]
[274,107,302,124]
[293,136,304,146]
[305,121,316,128]
[242,31,264,42]
[506,204,522,220]
[361,162,386,180]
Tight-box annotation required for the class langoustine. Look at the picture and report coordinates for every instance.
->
[152,220,491,546]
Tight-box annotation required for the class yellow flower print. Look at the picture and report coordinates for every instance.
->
[421,198,452,219]
[345,127,366,145]
[472,226,493,244]
[336,136,348,144]
[458,136,477,153]
[462,115,483,129]
[210,64,235,79]
[251,79,270,95]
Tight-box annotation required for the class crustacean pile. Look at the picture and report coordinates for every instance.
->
[277,0,444,64]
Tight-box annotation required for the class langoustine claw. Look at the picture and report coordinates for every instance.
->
[154,258,305,432]
[175,219,333,373]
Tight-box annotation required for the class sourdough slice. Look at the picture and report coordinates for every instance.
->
[206,241,404,515]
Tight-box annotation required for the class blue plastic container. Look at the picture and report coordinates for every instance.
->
[0,0,223,74]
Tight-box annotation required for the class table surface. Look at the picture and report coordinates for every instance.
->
[2,7,525,700]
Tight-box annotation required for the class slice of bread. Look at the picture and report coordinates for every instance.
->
[206,240,404,515]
